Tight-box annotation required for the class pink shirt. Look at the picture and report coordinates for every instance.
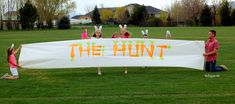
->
[205,38,219,62]
[81,32,89,39]
[9,54,17,68]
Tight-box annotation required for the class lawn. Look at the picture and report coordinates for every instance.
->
[0,26,235,104]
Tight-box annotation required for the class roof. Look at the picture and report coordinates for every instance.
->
[145,6,162,14]
[71,15,91,19]
[84,3,166,16]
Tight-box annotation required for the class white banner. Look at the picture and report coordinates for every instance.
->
[19,38,205,70]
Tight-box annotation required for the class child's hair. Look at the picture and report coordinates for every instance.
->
[93,25,102,38]
[93,33,102,38]
[209,30,216,37]
[7,48,13,62]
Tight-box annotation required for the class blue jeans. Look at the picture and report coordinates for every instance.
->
[205,60,225,72]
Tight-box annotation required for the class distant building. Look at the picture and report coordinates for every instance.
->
[3,11,18,20]
[124,4,164,18]
[71,15,92,24]
[1,11,20,30]
[71,3,166,24]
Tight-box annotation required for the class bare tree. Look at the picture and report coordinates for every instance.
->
[0,0,4,30]
[34,0,76,29]
[211,0,222,26]
[170,0,187,26]
[181,0,206,26]
[84,5,94,16]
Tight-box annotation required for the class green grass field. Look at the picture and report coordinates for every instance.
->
[0,26,235,104]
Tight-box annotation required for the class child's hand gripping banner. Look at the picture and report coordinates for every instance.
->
[19,38,205,70]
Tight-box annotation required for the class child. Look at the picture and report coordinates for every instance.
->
[119,24,131,38]
[92,26,102,39]
[81,27,89,39]
[142,29,148,38]
[1,44,21,80]
[119,24,131,74]
[92,26,103,75]
[111,32,118,38]
[166,30,172,39]
[204,30,228,72]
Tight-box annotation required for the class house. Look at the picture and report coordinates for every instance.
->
[1,11,20,30]
[125,4,164,18]
[3,11,18,20]
[71,3,166,24]
[71,15,92,24]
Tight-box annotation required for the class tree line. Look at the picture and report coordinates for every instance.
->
[0,0,76,30]
[92,0,235,26]
[170,0,235,26]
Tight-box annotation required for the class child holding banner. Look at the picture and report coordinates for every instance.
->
[92,26,103,75]
[92,26,102,39]
[111,32,118,38]
[119,24,130,38]
[166,30,171,39]
[142,29,148,38]
[1,44,21,80]
[119,24,131,74]
[204,30,228,72]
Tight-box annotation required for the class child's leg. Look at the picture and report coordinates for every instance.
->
[5,75,18,80]
[10,68,19,77]
[210,61,226,72]
[208,61,216,72]
[124,67,128,74]
[214,66,226,72]
[97,67,102,75]
[205,62,210,72]
[219,65,229,71]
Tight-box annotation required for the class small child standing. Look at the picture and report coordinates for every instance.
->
[1,44,21,80]
[166,30,172,39]
[119,24,131,38]
[81,27,89,39]
[92,26,103,75]
[142,29,148,38]
[119,24,131,74]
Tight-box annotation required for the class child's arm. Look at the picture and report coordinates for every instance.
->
[9,61,21,68]
[14,45,22,54]
[9,60,18,67]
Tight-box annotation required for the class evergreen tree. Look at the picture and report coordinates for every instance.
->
[200,4,212,26]
[123,9,130,24]
[130,5,148,26]
[231,9,235,25]
[220,0,232,26]
[92,5,102,25]
[167,13,172,26]
[58,16,71,29]
[19,0,38,30]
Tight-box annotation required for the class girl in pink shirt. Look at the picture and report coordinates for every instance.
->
[81,28,89,39]
[1,44,21,79]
